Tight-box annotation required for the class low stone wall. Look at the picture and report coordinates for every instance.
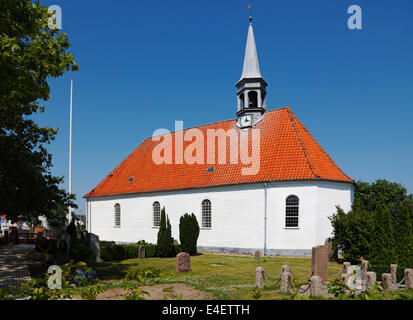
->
[197,246,312,256]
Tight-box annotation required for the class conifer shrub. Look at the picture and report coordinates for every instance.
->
[179,213,200,255]
[156,207,174,257]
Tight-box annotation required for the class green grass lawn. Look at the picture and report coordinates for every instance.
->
[91,253,345,300]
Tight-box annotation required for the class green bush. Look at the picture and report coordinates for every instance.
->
[145,244,157,258]
[156,207,174,257]
[70,243,96,263]
[179,213,200,255]
[125,266,161,281]
[99,241,115,247]
[100,243,181,261]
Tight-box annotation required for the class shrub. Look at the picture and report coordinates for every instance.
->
[99,243,181,261]
[179,213,199,255]
[156,207,174,257]
[125,266,161,281]
[70,243,96,263]
[145,244,157,258]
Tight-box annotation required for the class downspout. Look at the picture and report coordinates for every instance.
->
[264,182,267,256]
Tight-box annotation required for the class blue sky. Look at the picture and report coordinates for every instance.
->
[35,0,413,215]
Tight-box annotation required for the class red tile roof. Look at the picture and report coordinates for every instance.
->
[84,107,353,198]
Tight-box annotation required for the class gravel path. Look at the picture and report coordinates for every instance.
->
[0,244,34,288]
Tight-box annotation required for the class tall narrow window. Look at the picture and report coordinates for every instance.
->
[114,203,121,228]
[202,199,211,228]
[285,195,299,228]
[153,201,160,227]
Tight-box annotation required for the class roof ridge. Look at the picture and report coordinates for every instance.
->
[148,107,288,140]
[286,108,320,179]
[291,112,354,182]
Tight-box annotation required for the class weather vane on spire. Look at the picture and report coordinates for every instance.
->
[246,0,253,22]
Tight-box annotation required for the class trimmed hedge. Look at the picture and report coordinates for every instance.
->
[70,243,96,263]
[100,243,181,261]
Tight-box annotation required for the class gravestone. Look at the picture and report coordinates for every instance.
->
[324,238,335,262]
[404,269,413,289]
[390,264,397,283]
[341,272,350,284]
[176,252,191,273]
[382,273,395,290]
[254,251,260,263]
[310,276,322,297]
[87,233,102,263]
[366,272,376,290]
[280,269,291,293]
[255,267,265,289]
[56,233,71,265]
[312,245,328,282]
[361,260,369,281]
[342,262,351,274]
[138,246,146,258]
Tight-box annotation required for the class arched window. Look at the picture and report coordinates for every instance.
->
[153,201,161,227]
[248,91,258,108]
[239,93,245,109]
[114,203,121,227]
[285,195,299,228]
[202,199,212,228]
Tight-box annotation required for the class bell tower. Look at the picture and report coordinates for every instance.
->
[236,17,268,128]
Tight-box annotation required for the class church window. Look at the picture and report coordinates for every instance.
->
[153,201,161,227]
[202,199,212,228]
[114,203,121,227]
[285,195,299,228]
[248,91,258,108]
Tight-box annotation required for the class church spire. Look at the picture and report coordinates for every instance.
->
[240,22,262,80]
[235,17,268,128]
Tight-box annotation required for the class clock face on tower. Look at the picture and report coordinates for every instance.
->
[239,115,252,128]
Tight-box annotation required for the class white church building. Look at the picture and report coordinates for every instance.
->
[84,20,354,256]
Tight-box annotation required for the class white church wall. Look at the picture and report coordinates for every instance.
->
[87,180,354,255]
[266,182,318,252]
[88,184,265,249]
[315,181,354,245]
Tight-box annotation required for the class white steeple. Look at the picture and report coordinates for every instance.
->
[240,22,262,80]
[235,19,268,128]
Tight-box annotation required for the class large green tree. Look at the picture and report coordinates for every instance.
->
[355,179,413,220]
[329,201,374,263]
[368,204,397,269]
[393,205,413,268]
[0,0,78,224]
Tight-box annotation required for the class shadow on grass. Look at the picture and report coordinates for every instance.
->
[91,262,135,280]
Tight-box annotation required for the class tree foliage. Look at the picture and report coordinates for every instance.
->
[393,205,413,268]
[329,202,373,264]
[355,179,413,219]
[156,207,174,257]
[0,0,78,223]
[179,213,200,255]
[330,180,413,268]
[368,204,397,268]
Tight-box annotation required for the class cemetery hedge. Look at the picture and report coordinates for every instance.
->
[100,243,181,261]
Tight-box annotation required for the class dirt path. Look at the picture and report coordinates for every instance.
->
[96,283,211,300]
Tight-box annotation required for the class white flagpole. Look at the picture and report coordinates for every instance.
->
[68,78,73,223]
